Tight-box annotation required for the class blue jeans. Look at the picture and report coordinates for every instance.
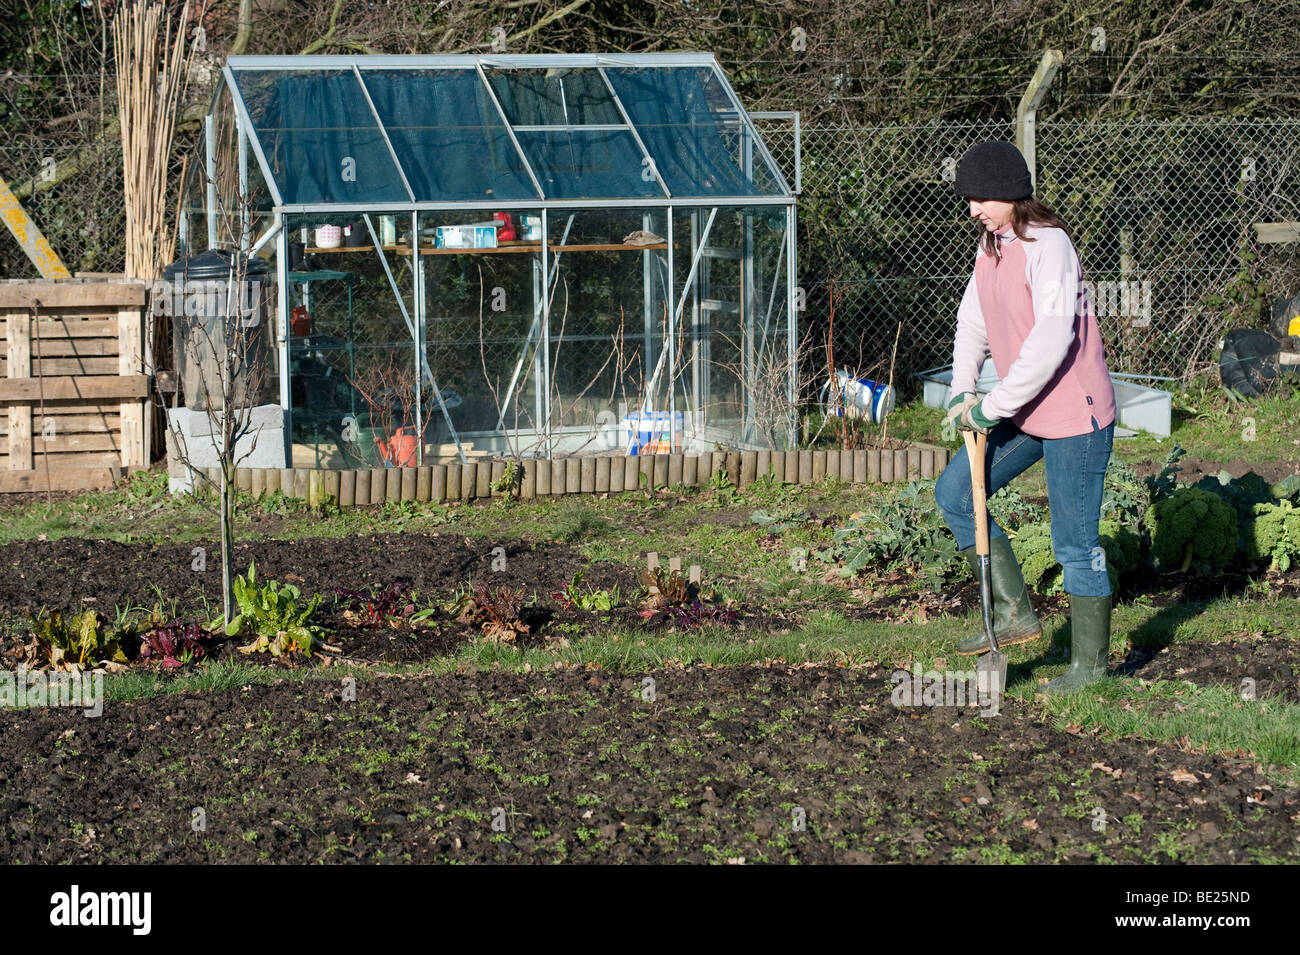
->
[934,416,1114,597]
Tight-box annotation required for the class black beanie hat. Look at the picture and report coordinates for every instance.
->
[954,141,1033,200]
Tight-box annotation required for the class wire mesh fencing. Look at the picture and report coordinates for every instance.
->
[4,98,1298,398]
[0,78,127,278]
[769,117,1300,394]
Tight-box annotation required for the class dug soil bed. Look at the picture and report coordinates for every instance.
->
[1121,636,1300,702]
[829,562,1300,625]
[836,571,1068,625]
[0,534,788,663]
[1,665,1295,864]
[1131,456,1300,486]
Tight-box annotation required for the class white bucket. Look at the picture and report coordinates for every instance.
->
[831,370,895,423]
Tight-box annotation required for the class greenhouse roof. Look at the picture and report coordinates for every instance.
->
[223,53,793,212]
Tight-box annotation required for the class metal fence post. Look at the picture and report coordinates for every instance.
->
[1016,50,1063,194]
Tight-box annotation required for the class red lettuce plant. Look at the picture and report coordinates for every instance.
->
[138,621,219,668]
[665,599,739,628]
[335,582,415,629]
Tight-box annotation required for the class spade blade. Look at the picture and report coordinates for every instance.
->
[975,554,1006,715]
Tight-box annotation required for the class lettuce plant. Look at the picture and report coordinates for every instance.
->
[229,561,324,656]
[139,621,219,668]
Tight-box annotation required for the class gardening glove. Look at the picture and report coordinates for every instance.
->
[943,392,978,430]
[956,398,999,434]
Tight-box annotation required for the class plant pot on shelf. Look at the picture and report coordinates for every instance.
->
[314,224,341,248]
[291,306,312,337]
[343,221,368,247]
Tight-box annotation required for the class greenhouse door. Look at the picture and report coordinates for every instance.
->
[686,209,752,445]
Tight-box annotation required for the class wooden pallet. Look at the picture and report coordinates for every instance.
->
[0,281,147,493]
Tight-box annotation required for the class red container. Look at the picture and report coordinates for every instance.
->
[375,425,418,467]
[493,212,516,241]
[291,306,312,337]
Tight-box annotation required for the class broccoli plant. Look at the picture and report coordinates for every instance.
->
[1101,456,1146,529]
[1009,523,1060,594]
[819,480,965,591]
[1191,470,1276,528]
[1143,443,1187,504]
[986,485,1046,532]
[1011,520,1142,594]
[1244,500,1300,572]
[1099,520,1142,582]
[1142,486,1238,574]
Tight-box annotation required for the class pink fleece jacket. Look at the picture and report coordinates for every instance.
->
[949,222,1115,439]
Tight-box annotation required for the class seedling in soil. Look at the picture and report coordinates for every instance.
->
[750,507,811,531]
[138,620,221,669]
[639,553,702,611]
[638,553,735,626]
[550,571,620,612]
[665,599,739,628]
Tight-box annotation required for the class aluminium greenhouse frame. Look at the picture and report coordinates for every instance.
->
[209,52,799,463]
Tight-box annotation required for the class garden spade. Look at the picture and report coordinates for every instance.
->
[963,429,1006,715]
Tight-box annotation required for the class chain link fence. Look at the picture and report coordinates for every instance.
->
[4,87,1299,399]
[0,75,126,278]
[758,116,1300,395]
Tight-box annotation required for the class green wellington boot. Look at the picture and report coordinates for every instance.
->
[1039,594,1112,695]
[956,534,1043,655]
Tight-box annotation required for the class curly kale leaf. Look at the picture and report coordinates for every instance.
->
[1141,486,1238,574]
[1244,500,1300,572]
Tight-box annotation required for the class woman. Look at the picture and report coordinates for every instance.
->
[935,140,1115,695]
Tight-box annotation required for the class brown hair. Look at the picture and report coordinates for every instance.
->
[979,197,1075,260]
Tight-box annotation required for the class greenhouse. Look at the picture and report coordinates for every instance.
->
[179,52,798,469]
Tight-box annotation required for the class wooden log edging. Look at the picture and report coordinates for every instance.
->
[217,442,954,506]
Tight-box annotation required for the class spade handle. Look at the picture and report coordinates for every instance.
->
[962,430,990,558]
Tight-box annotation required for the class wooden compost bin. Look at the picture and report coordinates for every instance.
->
[0,280,148,492]
[213,443,954,507]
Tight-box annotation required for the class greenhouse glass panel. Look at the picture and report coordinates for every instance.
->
[485,68,623,126]
[232,70,409,204]
[513,129,664,200]
[605,67,786,198]
[358,70,538,202]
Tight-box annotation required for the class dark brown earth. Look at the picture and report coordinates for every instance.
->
[1123,637,1300,703]
[1131,456,1300,486]
[1,665,1295,864]
[2,529,1295,667]
[0,533,615,621]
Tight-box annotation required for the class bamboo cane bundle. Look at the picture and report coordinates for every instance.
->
[114,0,193,280]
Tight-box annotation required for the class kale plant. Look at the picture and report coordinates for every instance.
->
[819,480,965,591]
